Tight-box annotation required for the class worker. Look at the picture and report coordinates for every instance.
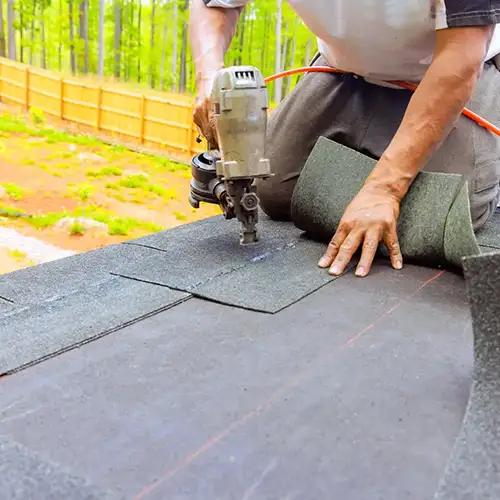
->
[190,0,500,277]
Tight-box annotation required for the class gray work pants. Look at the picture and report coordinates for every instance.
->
[256,55,500,231]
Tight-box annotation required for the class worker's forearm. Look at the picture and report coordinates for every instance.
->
[366,27,493,201]
[189,0,242,96]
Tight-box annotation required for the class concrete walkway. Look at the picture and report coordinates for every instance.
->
[0,228,75,265]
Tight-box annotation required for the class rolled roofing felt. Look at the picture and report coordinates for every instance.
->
[434,251,500,499]
[291,136,486,268]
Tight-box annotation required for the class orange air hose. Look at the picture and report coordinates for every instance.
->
[264,66,500,138]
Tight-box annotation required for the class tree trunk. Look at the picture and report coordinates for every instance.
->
[0,0,6,58]
[148,0,156,88]
[29,0,36,65]
[261,12,269,71]
[178,0,189,92]
[6,0,16,60]
[58,0,62,70]
[248,11,254,66]
[236,7,246,66]
[159,1,169,90]
[41,3,46,68]
[69,0,76,74]
[274,0,282,103]
[127,0,134,80]
[78,0,88,73]
[114,0,122,78]
[98,0,104,76]
[285,19,298,96]
[19,4,24,62]
[171,0,178,91]
[137,0,142,82]
[6,0,14,59]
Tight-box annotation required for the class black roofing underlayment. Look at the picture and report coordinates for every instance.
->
[0,136,499,498]
[0,436,119,500]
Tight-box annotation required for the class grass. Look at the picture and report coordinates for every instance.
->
[0,113,101,146]
[86,166,123,178]
[7,249,27,261]
[69,183,94,202]
[30,212,69,229]
[0,202,163,235]
[113,175,178,201]
[30,107,46,126]
[55,162,70,170]
[173,211,188,221]
[69,220,86,236]
[119,174,148,189]
[2,183,26,201]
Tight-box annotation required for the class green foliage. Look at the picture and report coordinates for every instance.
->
[86,166,123,178]
[29,212,68,229]
[2,183,26,201]
[0,205,28,219]
[173,211,187,221]
[69,220,86,236]
[107,219,130,235]
[3,0,314,98]
[119,174,148,188]
[70,183,94,202]
[7,249,28,261]
[0,114,101,146]
[30,107,46,126]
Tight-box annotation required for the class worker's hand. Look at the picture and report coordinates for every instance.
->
[193,76,219,149]
[318,184,403,277]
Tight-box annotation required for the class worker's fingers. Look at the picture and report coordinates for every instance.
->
[355,228,383,277]
[193,96,218,149]
[383,226,403,270]
[329,229,364,276]
[318,227,348,268]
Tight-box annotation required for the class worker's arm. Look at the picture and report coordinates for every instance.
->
[190,0,246,147]
[320,24,495,278]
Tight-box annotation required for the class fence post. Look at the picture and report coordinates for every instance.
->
[96,86,103,130]
[187,101,195,157]
[139,94,146,144]
[59,77,64,119]
[25,67,30,109]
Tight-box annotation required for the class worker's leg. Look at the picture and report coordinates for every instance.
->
[258,58,500,229]
[255,56,378,220]
[359,60,500,231]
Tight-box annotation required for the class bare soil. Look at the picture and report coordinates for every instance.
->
[0,105,221,273]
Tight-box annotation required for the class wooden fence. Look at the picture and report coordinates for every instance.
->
[0,58,206,162]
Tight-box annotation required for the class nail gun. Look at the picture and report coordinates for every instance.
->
[188,66,272,245]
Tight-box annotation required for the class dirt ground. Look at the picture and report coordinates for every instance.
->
[0,105,220,274]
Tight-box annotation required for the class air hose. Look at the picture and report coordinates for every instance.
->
[264,66,500,138]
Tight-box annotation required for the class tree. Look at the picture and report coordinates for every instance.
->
[0,0,6,58]
[78,0,89,73]
[0,0,316,101]
[98,0,104,76]
[148,0,156,87]
[7,0,16,60]
[178,0,189,92]
[159,0,169,90]
[171,0,178,90]
[69,0,76,74]
[274,0,282,103]
[114,0,122,78]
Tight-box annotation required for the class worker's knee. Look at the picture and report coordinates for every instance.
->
[471,181,500,231]
[255,176,296,221]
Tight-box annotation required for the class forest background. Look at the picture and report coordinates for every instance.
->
[0,0,317,102]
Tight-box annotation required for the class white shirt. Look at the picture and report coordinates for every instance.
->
[205,0,500,84]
